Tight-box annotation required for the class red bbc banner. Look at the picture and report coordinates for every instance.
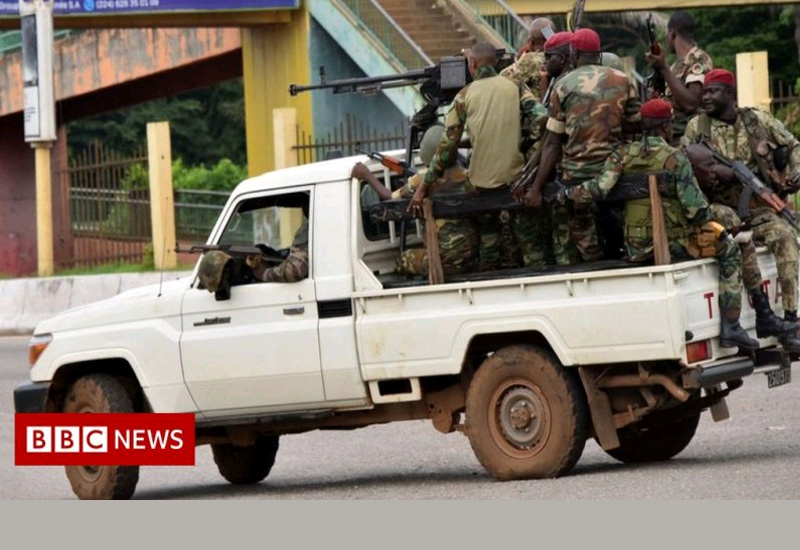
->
[15,413,195,466]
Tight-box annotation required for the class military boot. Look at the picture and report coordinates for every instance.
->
[751,288,798,338]
[719,308,759,350]
[779,311,800,353]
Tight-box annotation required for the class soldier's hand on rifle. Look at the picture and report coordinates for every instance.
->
[351,162,372,181]
[645,49,666,71]
[785,172,800,194]
[523,187,544,208]
[408,183,427,217]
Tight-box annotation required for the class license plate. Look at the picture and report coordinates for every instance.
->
[767,365,792,388]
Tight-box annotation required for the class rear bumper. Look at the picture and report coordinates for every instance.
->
[682,357,755,389]
[14,382,51,413]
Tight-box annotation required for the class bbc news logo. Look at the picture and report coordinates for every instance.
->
[15,413,195,466]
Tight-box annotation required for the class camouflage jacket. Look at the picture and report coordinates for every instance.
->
[667,46,713,135]
[682,108,800,208]
[500,51,546,100]
[257,219,309,283]
[425,65,547,189]
[546,64,642,179]
[574,136,710,259]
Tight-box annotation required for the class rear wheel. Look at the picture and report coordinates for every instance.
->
[63,374,140,500]
[212,436,280,484]
[605,412,700,463]
[465,345,588,480]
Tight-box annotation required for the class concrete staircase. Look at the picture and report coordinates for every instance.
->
[376,0,479,62]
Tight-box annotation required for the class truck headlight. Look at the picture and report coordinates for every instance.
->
[28,334,53,367]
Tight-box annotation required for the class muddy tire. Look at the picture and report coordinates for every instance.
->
[605,412,700,463]
[465,345,588,480]
[212,436,280,485]
[63,374,140,500]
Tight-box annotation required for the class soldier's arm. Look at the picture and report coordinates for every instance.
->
[524,87,566,207]
[672,152,711,224]
[573,150,624,204]
[519,84,548,150]
[759,110,800,174]
[424,93,466,188]
[257,247,309,283]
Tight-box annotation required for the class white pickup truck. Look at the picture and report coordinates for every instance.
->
[14,153,793,499]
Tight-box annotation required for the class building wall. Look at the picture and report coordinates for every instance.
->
[309,19,406,141]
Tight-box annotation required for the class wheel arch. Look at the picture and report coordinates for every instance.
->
[46,359,148,414]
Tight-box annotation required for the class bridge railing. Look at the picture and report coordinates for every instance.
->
[458,0,528,52]
[336,0,432,70]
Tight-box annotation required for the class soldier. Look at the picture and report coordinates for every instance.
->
[523,28,641,266]
[410,42,550,271]
[351,125,479,277]
[683,68,800,350]
[541,31,573,101]
[550,98,756,348]
[247,203,309,283]
[646,10,713,141]
[501,17,556,100]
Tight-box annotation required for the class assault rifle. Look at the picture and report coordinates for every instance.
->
[357,149,416,179]
[568,0,586,32]
[645,14,667,97]
[699,140,800,231]
[182,243,288,264]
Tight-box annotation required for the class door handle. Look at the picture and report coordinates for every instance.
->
[283,306,305,316]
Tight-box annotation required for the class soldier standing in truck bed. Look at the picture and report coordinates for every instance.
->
[410,42,551,271]
[523,28,641,266]
[500,17,556,100]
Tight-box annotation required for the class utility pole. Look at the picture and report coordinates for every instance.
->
[19,0,56,276]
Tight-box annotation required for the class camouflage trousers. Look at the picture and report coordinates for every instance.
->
[673,233,744,314]
[476,208,552,271]
[710,204,799,312]
[396,217,480,276]
[551,201,604,266]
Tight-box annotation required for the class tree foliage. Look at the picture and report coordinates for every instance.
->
[67,79,247,168]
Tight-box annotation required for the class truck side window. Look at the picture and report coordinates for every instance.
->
[217,191,310,284]
[360,178,418,242]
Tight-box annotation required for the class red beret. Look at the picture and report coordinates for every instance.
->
[704,68,736,88]
[544,31,573,52]
[640,98,673,120]
[571,28,601,53]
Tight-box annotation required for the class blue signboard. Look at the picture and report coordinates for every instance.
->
[0,1,299,17]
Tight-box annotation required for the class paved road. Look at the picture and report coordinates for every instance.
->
[3,336,799,499]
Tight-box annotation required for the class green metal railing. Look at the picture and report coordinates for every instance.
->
[337,0,431,70]
[0,30,76,55]
[460,0,528,52]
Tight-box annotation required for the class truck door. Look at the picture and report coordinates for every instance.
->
[180,189,325,417]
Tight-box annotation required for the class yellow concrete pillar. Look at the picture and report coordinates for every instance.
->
[273,107,304,246]
[147,121,177,270]
[736,51,771,112]
[35,144,54,276]
[242,4,312,178]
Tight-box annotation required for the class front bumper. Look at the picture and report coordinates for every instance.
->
[14,382,51,413]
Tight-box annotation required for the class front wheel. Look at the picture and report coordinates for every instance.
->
[605,412,700,463]
[212,436,280,485]
[63,374,140,500]
[465,345,589,480]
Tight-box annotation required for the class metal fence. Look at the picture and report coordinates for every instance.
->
[772,79,800,109]
[460,0,528,52]
[174,189,229,243]
[293,113,409,165]
[61,142,151,269]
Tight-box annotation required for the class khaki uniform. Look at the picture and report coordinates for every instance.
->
[683,108,800,312]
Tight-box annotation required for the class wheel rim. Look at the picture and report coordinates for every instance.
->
[488,377,551,459]
[74,405,101,480]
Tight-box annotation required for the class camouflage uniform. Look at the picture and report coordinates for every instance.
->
[395,167,480,276]
[254,219,309,283]
[500,51,546,101]
[547,64,642,265]
[666,46,712,138]
[573,136,743,312]
[425,64,550,270]
[683,108,800,312]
